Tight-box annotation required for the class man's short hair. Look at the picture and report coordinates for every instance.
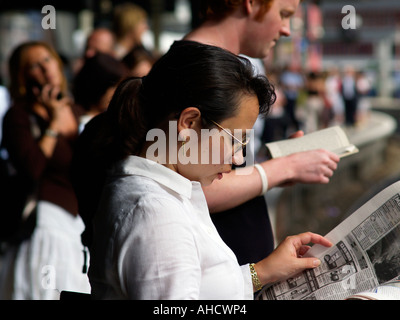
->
[200,0,274,21]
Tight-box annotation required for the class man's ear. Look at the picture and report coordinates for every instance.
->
[244,0,254,15]
[177,107,202,133]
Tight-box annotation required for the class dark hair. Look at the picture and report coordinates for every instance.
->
[121,45,156,73]
[199,0,273,21]
[73,53,128,110]
[107,41,275,159]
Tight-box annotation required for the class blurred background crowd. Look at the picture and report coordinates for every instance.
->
[1,0,400,140]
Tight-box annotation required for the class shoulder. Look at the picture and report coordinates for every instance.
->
[116,181,196,243]
[99,176,194,260]
[4,103,29,117]
[2,104,31,129]
[110,174,187,216]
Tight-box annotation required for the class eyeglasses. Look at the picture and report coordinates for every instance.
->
[210,119,250,157]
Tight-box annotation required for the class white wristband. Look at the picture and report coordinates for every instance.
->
[254,164,268,196]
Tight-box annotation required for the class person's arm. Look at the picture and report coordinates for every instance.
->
[2,106,48,181]
[204,149,340,213]
[36,85,79,158]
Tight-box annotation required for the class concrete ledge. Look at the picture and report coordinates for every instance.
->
[345,111,397,147]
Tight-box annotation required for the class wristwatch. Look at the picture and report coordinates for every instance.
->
[44,128,59,138]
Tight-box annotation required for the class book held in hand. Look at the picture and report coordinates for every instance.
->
[265,126,359,159]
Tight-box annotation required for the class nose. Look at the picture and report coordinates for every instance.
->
[39,61,51,76]
[280,20,291,37]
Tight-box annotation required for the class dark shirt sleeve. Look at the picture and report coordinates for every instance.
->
[2,105,48,181]
[2,104,83,216]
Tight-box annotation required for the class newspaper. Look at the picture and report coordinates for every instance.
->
[265,126,358,159]
[345,277,400,300]
[257,180,400,300]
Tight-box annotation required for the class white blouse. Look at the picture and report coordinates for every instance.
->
[89,156,253,300]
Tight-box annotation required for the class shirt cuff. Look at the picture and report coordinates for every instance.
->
[240,264,254,300]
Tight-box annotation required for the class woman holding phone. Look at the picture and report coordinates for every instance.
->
[0,41,90,299]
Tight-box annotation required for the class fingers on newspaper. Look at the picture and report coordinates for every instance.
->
[257,181,400,300]
[265,126,359,159]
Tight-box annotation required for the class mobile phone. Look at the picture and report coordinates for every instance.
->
[31,81,63,100]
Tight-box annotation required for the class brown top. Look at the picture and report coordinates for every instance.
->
[2,103,84,216]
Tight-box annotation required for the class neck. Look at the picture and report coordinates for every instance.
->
[139,140,180,173]
[184,18,243,55]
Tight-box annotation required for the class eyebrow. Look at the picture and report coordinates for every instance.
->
[281,8,296,16]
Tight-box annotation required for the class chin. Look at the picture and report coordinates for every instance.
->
[199,176,218,187]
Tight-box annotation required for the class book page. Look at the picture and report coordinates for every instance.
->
[265,126,358,158]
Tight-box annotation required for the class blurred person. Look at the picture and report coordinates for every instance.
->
[355,71,372,125]
[80,41,332,299]
[0,41,90,299]
[73,52,128,131]
[84,28,115,60]
[261,71,287,144]
[112,3,149,60]
[325,66,344,126]
[304,71,328,133]
[121,45,157,77]
[280,63,304,135]
[183,0,340,265]
[341,66,359,126]
[72,28,116,75]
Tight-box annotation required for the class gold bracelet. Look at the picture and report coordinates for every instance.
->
[249,263,263,291]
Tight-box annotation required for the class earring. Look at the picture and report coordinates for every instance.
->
[182,140,186,155]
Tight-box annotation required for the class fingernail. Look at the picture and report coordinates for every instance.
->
[313,259,321,267]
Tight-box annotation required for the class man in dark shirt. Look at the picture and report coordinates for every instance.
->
[184,0,340,264]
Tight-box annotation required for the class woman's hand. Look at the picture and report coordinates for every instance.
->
[254,232,333,288]
[34,84,77,137]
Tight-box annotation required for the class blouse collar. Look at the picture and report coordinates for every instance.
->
[112,156,195,199]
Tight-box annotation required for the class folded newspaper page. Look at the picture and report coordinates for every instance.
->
[345,277,400,300]
[265,126,359,159]
[257,180,400,300]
